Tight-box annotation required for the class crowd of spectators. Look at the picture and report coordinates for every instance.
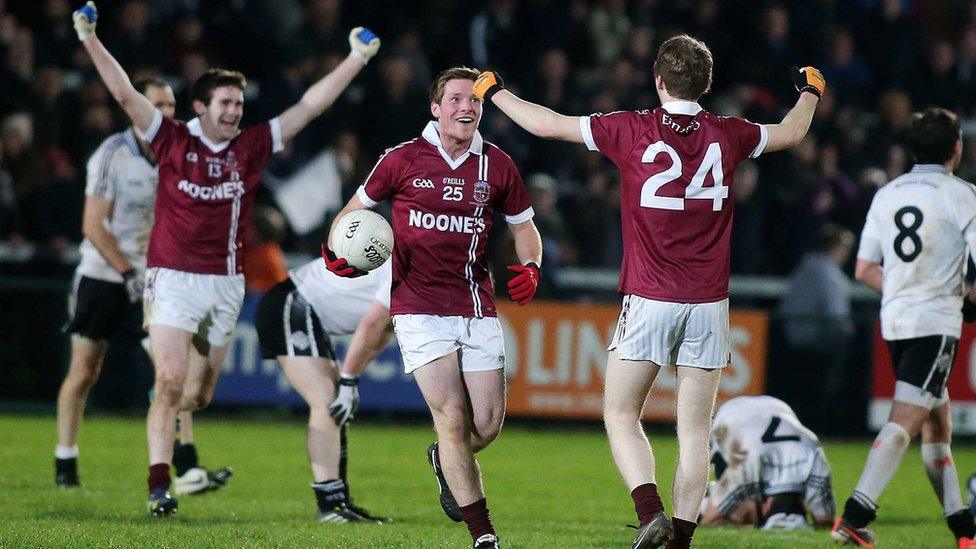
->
[3,0,976,281]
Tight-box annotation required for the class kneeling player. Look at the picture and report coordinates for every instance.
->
[255,256,392,523]
[701,396,835,530]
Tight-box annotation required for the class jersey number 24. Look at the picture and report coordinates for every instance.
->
[640,141,728,211]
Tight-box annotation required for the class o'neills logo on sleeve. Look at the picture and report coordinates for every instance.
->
[408,209,485,234]
[177,179,245,200]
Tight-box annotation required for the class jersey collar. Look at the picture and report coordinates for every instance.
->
[421,121,484,170]
[911,164,950,174]
[187,117,233,153]
[661,100,703,116]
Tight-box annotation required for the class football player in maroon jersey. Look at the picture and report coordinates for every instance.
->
[474,35,824,548]
[72,1,380,516]
[325,67,542,549]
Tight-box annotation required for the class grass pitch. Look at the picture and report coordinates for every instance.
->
[1,414,973,548]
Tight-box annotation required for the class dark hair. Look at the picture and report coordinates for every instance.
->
[429,66,480,104]
[190,68,247,106]
[133,77,169,96]
[653,34,713,100]
[908,107,961,165]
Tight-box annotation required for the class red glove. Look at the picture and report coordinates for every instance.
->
[507,262,540,306]
[322,243,367,278]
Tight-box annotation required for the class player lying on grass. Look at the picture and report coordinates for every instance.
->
[72,1,379,517]
[473,34,824,549]
[254,257,393,524]
[700,395,834,531]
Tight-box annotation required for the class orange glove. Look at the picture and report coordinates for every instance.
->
[473,71,505,101]
[791,66,826,99]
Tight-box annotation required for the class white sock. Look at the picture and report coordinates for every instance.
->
[854,422,911,502]
[55,445,79,459]
[922,442,965,516]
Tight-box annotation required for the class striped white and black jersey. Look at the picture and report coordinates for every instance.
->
[708,396,834,519]
[858,164,976,340]
[77,129,157,283]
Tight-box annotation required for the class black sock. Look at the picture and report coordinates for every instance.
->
[55,457,77,474]
[339,425,350,500]
[947,509,976,540]
[843,495,877,529]
[173,443,199,476]
[312,479,347,512]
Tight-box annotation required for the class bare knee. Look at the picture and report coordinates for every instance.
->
[431,404,471,444]
[472,412,504,449]
[604,405,641,433]
[155,371,186,405]
[67,357,103,389]
[922,406,952,443]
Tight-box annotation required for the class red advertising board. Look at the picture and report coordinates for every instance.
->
[496,301,768,421]
[871,323,976,432]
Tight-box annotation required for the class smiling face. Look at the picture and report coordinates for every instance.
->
[195,85,244,142]
[430,78,482,145]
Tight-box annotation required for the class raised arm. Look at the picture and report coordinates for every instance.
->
[277,28,380,143]
[473,72,584,143]
[73,2,156,133]
[763,67,826,153]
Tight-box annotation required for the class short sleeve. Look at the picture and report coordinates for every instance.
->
[239,121,276,170]
[358,147,402,207]
[857,195,883,263]
[724,116,767,161]
[497,156,533,224]
[145,112,184,160]
[85,137,122,200]
[950,183,976,258]
[583,111,646,165]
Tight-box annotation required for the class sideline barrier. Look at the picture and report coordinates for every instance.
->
[214,295,768,420]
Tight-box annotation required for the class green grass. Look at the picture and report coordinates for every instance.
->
[0,414,973,548]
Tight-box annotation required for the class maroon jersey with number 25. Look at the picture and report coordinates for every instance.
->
[357,121,533,318]
[580,101,767,303]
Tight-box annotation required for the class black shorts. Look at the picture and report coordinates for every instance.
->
[254,279,335,360]
[65,274,144,340]
[886,335,958,397]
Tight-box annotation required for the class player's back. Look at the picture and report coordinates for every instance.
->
[859,165,976,340]
[713,395,818,446]
[582,102,766,303]
[289,259,391,335]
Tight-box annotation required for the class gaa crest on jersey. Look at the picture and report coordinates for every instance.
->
[473,181,490,204]
[185,152,198,163]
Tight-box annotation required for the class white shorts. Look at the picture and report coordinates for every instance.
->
[392,314,505,374]
[144,267,245,347]
[608,295,730,369]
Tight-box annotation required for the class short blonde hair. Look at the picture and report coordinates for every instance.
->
[429,67,481,104]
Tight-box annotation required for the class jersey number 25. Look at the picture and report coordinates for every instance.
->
[640,141,727,211]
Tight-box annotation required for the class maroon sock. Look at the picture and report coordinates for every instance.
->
[147,463,171,493]
[631,483,665,526]
[460,498,495,540]
[667,517,697,549]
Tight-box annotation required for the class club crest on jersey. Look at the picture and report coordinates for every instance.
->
[226,151,241,181]
[473,181,490,204]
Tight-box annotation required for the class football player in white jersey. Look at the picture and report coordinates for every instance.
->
[700,396,834,531]
[832,108,976,548]
[254,257,393,523]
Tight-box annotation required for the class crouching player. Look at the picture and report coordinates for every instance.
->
[254,256,392,523]
[701,395,835,530]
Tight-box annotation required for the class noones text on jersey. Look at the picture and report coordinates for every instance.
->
[177,179,246,201]
[408,209,486,234]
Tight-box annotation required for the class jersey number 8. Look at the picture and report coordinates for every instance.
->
[893,206,923,262]
[640,141,728,211]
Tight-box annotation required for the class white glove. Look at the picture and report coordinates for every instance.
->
[329,375,360,427]
[73,1,98,42]
[348,27,380,64]
[121,268,145,304]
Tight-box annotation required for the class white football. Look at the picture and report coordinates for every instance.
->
[330,210,394,271]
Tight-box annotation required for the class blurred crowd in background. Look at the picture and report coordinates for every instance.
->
[3,0,976,283]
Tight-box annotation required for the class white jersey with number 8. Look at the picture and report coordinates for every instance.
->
[857,164,976,340]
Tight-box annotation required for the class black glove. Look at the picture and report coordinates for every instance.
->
[963,297,976,323]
